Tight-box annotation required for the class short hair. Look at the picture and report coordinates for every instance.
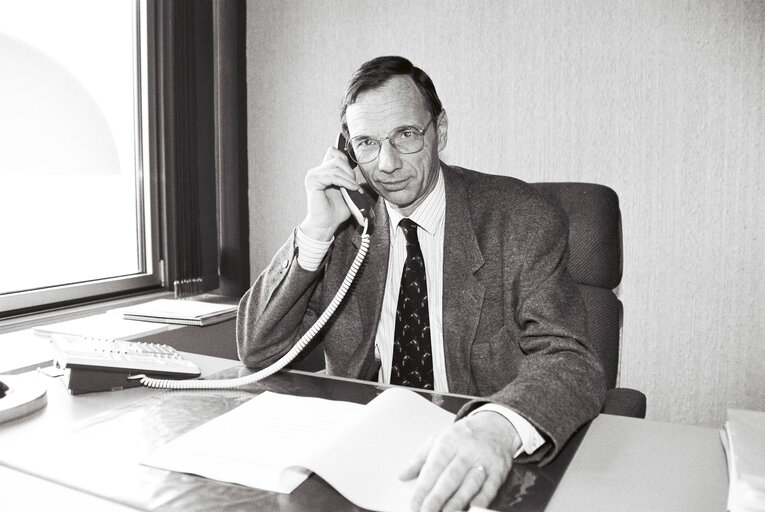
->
[341,56,443,132]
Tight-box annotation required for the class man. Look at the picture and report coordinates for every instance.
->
[238,56,605,511]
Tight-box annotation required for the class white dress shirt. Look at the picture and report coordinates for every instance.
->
[295,169,544,457]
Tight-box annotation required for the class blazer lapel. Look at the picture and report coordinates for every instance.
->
[349,199,390,371]
[441,166,486,394]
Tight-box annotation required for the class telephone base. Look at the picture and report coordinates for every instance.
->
[62,365,196,395]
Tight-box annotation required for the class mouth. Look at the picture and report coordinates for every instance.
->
[377,178,409,192]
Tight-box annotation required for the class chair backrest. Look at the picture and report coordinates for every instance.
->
[531,183,623,389]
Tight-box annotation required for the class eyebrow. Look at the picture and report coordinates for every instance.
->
[351,122,425,140]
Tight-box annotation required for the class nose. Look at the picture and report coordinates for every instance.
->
[376,139,400,174]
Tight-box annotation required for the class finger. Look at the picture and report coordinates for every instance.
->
[468,472,504,509]
[440,464,488,512]
[329,154,359,179]
[306,165,359,192]
[418,456,474,512]
[408,443,458,511]
[399,435,434,481]
[323,147,355,170]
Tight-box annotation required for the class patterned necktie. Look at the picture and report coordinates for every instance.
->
[391,218,434,390]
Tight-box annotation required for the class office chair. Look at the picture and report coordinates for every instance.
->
[532,182,647,418]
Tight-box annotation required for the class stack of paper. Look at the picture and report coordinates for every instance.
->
[721,408,765,512]
[115,298,238,327]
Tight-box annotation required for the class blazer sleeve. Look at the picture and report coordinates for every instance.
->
[236,229,327,369]
[458,202,606,465]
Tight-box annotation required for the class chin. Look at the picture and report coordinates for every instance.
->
[383,190,416,210]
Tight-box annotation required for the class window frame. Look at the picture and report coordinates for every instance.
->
[0,0,163,318]
[0,0,250,321]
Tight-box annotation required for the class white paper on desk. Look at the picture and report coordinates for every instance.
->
[142,388,455,512]
[294,387,456,512]
[142,391,363,493]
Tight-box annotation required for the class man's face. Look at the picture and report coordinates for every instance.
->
[345,76,447,217]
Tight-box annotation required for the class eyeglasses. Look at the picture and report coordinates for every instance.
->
[345,118,435,164]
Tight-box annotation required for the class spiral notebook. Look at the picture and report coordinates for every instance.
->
[115,298,238,327]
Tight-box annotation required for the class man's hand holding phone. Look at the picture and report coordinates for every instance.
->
[300,146,361,242]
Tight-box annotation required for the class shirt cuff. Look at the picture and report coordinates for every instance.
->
[469,404,546,458]
[295,227,333,271]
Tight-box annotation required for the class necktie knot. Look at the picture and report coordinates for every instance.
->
[399,218,420,245]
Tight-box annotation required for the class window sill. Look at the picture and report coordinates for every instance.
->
[0,292,240,375]
[0,291,174,336]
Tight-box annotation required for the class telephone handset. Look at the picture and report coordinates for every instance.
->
[134,134,374,391]
[336,132,378,224]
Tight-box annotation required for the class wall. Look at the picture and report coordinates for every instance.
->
[245,0,765,428]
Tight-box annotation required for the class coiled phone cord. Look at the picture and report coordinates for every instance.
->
[132,220,371,391]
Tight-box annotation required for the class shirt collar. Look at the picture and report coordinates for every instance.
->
[385,167,445,239]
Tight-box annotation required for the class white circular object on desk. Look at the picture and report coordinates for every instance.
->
[0,373,48,424]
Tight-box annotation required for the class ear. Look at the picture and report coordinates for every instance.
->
[436,109,448,152]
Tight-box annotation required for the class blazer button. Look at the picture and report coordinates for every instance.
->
[282,258,290,269]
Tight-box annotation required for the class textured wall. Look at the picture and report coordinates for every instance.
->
[246,0,765,428]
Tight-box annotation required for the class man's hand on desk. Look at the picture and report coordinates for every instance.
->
[399,411,521,512]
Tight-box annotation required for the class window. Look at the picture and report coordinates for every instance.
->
[0,0,250,319]
[0,0,160,316]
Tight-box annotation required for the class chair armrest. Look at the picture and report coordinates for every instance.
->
[602,387,646,418]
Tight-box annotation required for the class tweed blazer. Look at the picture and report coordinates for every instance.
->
[237,163,605,464]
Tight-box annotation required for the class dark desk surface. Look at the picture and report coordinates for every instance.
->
[0,365,584,512]
[0,356,728,512]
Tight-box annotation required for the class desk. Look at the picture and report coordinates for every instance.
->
[0,357,728,512]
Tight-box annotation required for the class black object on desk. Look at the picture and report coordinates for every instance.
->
[0,368,586,511]
[0,373,48,424]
